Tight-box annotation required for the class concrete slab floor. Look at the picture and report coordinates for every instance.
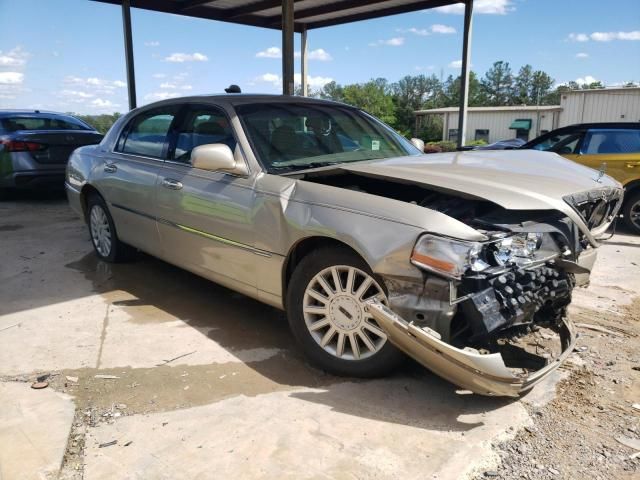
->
[0,382,75,480]
[1,195,638,480]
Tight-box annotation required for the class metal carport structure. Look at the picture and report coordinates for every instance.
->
[89,0,474,146]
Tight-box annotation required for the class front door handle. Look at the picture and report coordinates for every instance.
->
[104,163,117,173]
[162,178,183,190]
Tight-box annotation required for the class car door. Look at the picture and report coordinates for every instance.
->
[570,128,640,186]
[99,106,180,257]
[155,104,259,297]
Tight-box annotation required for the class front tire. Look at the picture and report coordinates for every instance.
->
[286,247,404,377]
[86,194,133,262]
[623,191,640,235]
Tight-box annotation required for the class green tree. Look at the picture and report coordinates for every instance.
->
[391,74,442,135]
[531,70,555,105]
[481,61,514,105]
[512,64,534,104]
[440,71,483,107]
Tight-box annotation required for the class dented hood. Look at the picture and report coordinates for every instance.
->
[338,149,620,212]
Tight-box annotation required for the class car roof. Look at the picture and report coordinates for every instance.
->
[557,122,640,130]
[132,93,353,112]
[0,110,79,117]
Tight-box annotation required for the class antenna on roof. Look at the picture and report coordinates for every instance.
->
[225,84,241,93]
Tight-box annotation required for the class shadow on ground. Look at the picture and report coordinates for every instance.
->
[62,251,514,432]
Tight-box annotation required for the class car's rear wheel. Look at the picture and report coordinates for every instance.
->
[86,194,133,262]
[286,247,404,377]
[623,191,640,235]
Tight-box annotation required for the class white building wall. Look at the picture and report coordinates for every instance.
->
[443,110,558,143]
[560,88,640,126]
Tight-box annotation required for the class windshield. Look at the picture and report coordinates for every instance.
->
[235,102,420,173]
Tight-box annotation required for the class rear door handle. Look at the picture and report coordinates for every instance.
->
[626,162,640,168]
[162,178,183,190]
[104,163,117,173]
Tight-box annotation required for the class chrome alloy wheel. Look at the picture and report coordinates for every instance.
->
[303,265,388,361]
[89,205,112,257]
[630,198,640,230]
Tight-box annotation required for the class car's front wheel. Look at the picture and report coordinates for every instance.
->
[286,247,404,377]
[623,191,640,235]
[86,194,133,262]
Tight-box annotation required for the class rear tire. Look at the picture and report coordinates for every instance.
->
[622,191,640,235]
[286,247,405,377]
[86,194,134,262]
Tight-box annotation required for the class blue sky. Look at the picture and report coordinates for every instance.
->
[0,0,638,114]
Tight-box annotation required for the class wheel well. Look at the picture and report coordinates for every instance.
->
[282,236,365,306]
[80,184,101,220]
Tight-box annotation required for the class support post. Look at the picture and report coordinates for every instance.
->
[456,0,473,148]
[121,0,137,110]
[300,26,308,96]
[281,0,295,95]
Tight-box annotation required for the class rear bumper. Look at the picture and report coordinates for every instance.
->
[0,170,66,189]
[366,300,576,397]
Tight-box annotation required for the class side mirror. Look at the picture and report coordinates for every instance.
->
[191,144,237,172]
[410,138,425,152]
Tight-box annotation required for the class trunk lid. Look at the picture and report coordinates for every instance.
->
[14,130,104,164]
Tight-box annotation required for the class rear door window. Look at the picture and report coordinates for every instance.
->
[118,108,178,159]
[581,129,640,155]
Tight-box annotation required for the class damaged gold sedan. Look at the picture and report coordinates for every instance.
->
[65,95,623,396]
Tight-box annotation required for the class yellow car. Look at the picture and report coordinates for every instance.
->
[524,123,640,234]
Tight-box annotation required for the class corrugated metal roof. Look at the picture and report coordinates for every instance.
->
[89,0,460,31]
[415,106,564,114]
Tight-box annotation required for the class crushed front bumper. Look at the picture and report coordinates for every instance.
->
[366,300,576,397]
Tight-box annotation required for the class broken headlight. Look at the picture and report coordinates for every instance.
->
[411,234,489,279]
[492,232,544,266]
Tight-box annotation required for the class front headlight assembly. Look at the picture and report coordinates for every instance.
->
[410,234,489,280]
[411,232,550,280]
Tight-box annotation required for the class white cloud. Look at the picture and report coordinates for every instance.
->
[576,75,598,85]
[568,33,589,42]
[369,37,405,47]
[60,90,94,99]
[433,0,513,15]
[569,31,640,42]
[91,98,118,108]
[113,80,126,88]
[307,48,332,61]
[152,73,167,79]
[160,82,178,89]
[0,47,29,67]
[181,85,193,90]
[431,24,456,34]
[254,73,281,87]
[256,46,281,58]
[164,52,208,62]
[144,41,160,47]
[448,60,462,68]
[402,27,430,36]
[252,73,333,90]
[591,31,640,41]
[576,52,589,59]
[0,72,24,84]
[144,91,180,102]
[294,73,333,88]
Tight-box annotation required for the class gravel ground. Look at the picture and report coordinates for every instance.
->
[474,298,640,480]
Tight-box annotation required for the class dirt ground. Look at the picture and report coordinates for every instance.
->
[472,298,640,480]
[1,192,639,480]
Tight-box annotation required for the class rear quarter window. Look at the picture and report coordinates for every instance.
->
[117,109,178,158]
